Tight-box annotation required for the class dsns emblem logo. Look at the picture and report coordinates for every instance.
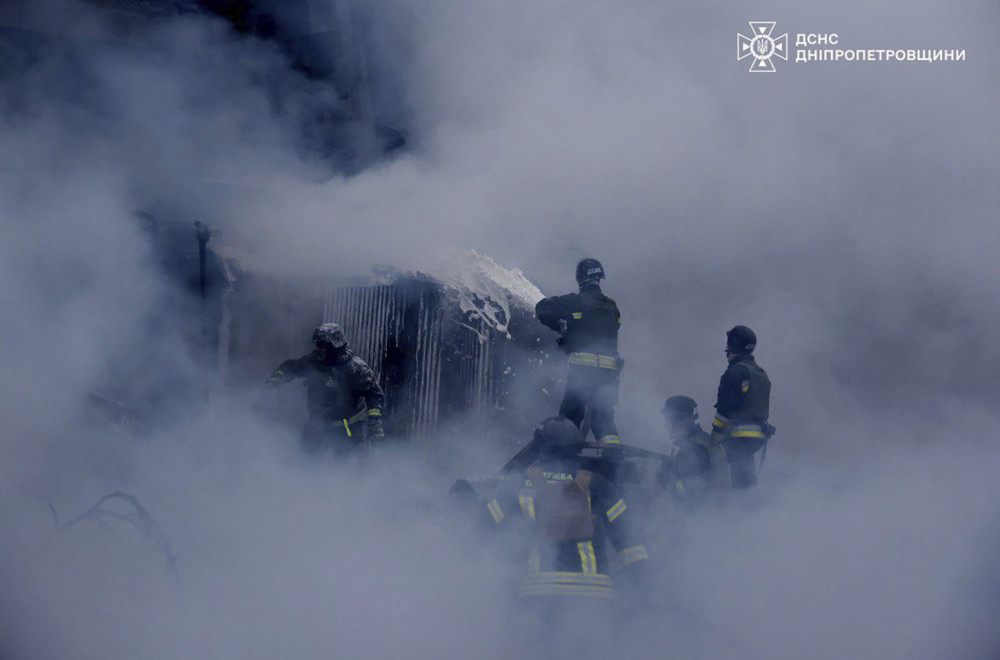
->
[737,22,788,72]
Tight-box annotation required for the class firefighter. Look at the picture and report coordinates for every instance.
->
[656,395,727,505]
[265,323,385,455]
[710,326,773,489]
[535,258,623,446]
[484,418,649,652]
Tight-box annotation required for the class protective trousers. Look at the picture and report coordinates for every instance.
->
[558,365,620,444]
[301,412,365,456]
[724,437,766,489]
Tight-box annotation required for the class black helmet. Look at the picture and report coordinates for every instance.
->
[533,417,585,458]
[661,395,698,422]
[575,258,605,287]
[313,323,348,349]
[726,325,756,355]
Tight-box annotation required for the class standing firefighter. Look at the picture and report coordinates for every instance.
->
[656,395,727,506]
[265,323,385,455]
[535,258,623,446]
[710,326,773,488]
[484,418,649,653]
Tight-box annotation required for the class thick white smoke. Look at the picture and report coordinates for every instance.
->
[1,0,998,658]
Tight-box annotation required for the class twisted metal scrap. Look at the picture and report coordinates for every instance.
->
[62,491,179,581]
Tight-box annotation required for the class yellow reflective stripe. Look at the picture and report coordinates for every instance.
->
[568,352,619,369]
[520,571,613,598]
[367,408,382,417]
[569,352,599,367]
[528,548,541,573]
[571,312,583,319]
[342,419,352,437]
[606,499,627,522]
[587,494,592,513]
[518,495,536,520]
[576,541,597,574]
[522,571,612,585]
[712,414,729,430]
[487,498,504,524]
[730,426,766,439]
[598,434,620,445]
[619,545,649,566]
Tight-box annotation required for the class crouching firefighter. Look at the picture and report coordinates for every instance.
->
[657,395,728,506]
[483,418,650,651]
[535,258,624,447]
[265,323,385,455]
[710,326,774,489]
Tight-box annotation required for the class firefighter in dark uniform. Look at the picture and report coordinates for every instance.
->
[710,326,772,489]
[656,395,727,505]
[484,418,649,652]
[535,258,623,446]
[266,323,385,455]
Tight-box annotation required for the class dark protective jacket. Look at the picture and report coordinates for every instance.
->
[657,423,714,501]
[535,283,620,355]
[273,349,385,421]
[485,457,648,599]
[712,354,770,439]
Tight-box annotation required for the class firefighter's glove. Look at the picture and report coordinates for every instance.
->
[264,370,285,390]
[366,409,385,440]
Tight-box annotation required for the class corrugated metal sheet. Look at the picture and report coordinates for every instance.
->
[321,277,521,441]
[324,278,472,440]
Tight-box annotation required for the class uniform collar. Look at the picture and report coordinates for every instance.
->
[313,347,354,365]
[727,352,754,365]
[671,422,703,442]
[578,283,602,294]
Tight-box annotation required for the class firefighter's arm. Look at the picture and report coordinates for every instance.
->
[482,481,522,529]
[711,364,746,443]
[265,355,309,388]
[596,478,649,570]
[534,294,574,332]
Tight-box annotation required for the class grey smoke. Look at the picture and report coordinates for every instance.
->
[1,0,999,658]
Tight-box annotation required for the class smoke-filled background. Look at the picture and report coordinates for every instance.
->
[1,0,999,658]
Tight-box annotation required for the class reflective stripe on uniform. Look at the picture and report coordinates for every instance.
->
[519,571,613,599]
[367,408,382,417]
[571,312,583,319]
[518,495,536,520]
[568,352,619,370]
[606,499,627,523]
[487,498,504,524]
[528,548,541,573]
[712,414,730,431]
[598,434,621,445]
[729,424,766,439]
[619,545,649,566]
[342,419,352,437]
[577,541,597,574]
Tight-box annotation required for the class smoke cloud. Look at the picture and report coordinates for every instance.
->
[1,0,998,658]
